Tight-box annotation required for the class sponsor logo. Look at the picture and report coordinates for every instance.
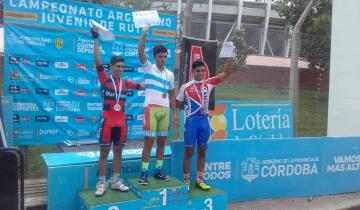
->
[77,130,90,137]
[55,116,68,123]
[74,63,87,70]
[21,58,30,65]
[241,157,319,182]
[38,73,60,80]
[78,77,90,85]
[92,90,97,96]
[21,115,30,122]
[67,130,74,136]
[112,42,123,56]
[124,66,134,72]
[102,64,110,70]
[54,89,68,96]
[13,102,40,112]
[74,116,86,122]
[204,161,232,181]
[87,103,102,111]
[126,91,134,97]
[10,71,20,80]
[36,60,49,67]
[22,87,30,93]
[9,85,20,94]
[56,101,80,112]
[137,115,144,121]
[75,90,87,96]
[35,116,49,122]
[129,102,144,108]
[55,38,63,49]
[14,128,34,139]
[9,56,19,64]
[43,100,55,112]
[54,61,69,69]
[241,158,260,182]
[36,129,61,136]
[138,90,146,96]
[36,88,49,95]
[126,115,133,121]
[13,114,19,123]
[67,76,75,84]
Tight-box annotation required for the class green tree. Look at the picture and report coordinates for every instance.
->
[275,0,332,70]
[232,28,257,70]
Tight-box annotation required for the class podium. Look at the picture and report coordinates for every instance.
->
[79,176,227,210]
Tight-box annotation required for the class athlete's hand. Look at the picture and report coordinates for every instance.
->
[90,27,99,39]
[142,25,149,34]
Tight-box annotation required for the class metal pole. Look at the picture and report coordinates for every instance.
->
[236,0,244,30]
[206,0,214,40]
[284,26,292,57]
[0,118,7,147]
[177,0,182,36]
[260,0,271,55]
[289,0,314,137]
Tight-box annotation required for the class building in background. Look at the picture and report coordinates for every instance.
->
[152,0,287,57]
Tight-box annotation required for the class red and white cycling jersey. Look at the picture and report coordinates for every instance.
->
[176,75,222,117]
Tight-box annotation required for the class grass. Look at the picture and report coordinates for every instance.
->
[22,84,328,178]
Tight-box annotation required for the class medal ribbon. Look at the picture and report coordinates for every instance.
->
[192,80,205,111]
[110,75,123,106]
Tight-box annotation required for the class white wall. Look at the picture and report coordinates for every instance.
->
[328,0,360,136]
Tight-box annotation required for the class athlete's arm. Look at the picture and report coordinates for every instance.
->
[91,27,108,83]
[138,25,149,65]
[91,27,102,66]
[218,57,234,81]
[169,88,178,124]
[127,80,145,90]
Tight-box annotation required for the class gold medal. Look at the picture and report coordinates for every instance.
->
[162,93,167,98]
[114,104,121,111]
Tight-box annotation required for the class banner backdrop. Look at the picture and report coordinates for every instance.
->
[180,101,293,140]
[4,0,176,145]
[171,137,360,202]
[179,37,218,110]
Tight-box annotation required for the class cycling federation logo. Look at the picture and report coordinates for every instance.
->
[55,38,63,49]
[241,157,260,182]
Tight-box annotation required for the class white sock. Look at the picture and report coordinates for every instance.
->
[112,173,120,182]
[99,176,106,183]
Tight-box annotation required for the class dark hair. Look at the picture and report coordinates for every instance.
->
[153,44,168,56]
[192,60,205,70]
[110,55,125,65]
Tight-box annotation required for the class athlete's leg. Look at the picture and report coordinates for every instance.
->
[183,117,197,184]
[140,106,157,184]
[195,117,211,190]
[183,147,194,185]
[142,136,155,163]
[156,136,166,162]
[153,107,170,181]
[95,118,111,196]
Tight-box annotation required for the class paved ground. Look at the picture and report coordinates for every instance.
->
[228,192,360,210]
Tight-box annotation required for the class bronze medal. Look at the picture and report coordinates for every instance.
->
[162,93,167,98]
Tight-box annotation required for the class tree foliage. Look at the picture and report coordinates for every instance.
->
[232,28,257,70]
[275,0,332,70]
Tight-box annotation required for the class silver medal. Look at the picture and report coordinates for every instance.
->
[114,104,121,111]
